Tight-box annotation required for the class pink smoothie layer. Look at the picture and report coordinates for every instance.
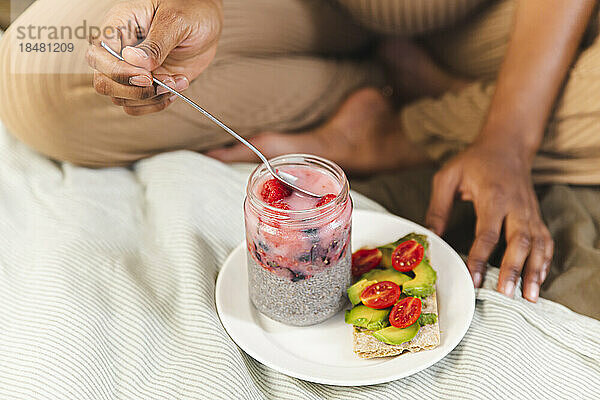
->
[254,165,341,210]
[246,165,351,280]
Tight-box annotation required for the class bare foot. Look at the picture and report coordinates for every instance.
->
[379,38,471,102]
[205,88,432,174]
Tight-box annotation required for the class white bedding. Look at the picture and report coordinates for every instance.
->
[0,123,599,399]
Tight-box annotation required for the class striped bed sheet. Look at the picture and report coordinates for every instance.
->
[0,122,598,399]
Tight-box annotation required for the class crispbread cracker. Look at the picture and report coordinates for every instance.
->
[352,290,440,359]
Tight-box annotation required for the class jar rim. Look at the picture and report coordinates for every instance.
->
[245,154,350,220]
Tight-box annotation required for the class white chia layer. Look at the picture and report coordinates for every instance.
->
[247,251,352,326]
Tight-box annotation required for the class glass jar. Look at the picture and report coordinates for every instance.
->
[244,154,353,326]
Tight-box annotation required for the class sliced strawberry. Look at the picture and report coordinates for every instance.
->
[316,194,336,207]
[270,201,291,210]
[261,179,292,203]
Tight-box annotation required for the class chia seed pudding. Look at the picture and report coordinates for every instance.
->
[244,154,352,326]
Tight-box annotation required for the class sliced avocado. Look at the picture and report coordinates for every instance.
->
[347,279,376,305]
[402,258,437,298]
[348,270,411,305]
[360,268,412,286]
[345,305,390,331]
[371,321,420,345]
[418,313,438,326]
[377,233,430,268]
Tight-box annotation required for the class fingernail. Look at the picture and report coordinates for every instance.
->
[174,76,189,91]
[540,262,549,282]
[472,272,482,288]
[169,94,178,102]
[157,78,175,95]
[502,280,515,298]
[526,284,539,302]
[129,75,152,86]
[124,46,148,59]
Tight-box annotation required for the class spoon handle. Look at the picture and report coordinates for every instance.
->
[99,42,321,198]
[100,41,272,169]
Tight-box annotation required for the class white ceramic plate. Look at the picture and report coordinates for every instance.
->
[215,209,475,386]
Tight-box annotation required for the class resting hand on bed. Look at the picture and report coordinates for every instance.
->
[426,0,594,302]
[86,0,222,115]
[425,142,553,303]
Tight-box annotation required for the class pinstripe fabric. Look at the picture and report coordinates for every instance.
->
[0,121,599,399]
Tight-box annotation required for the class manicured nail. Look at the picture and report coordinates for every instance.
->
[502,280,515,298]
[169,94,177,102]
[472,272,482,288]
[174,76,189,91]
[526,284,539,302]
[124,46,148,59]
[129,75,152,86]
[157,78,175,95]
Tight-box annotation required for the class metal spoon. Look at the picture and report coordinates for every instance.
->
[100,41,321,198]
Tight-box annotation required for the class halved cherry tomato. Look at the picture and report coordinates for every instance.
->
[391,240,424,272]
[351,248,383,277]
[389,297,422,328]
[359,281,401,309]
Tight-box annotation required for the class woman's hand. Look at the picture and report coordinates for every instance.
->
[425,142,553,302]
[86,0,222,115]
[423,0,595,302]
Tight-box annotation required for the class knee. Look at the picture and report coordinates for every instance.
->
[0,0,143,167]
[0,29,53,160]
[0,29,68,163]
[1,29,141,167]
[0,69,90,166]
[0,66,132,168]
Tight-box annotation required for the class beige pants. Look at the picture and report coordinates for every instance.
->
[0,0,376,166]
[1,0,598,180]
[3,0,600,183]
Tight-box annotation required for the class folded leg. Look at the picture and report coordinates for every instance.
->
[0,0,376,166]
